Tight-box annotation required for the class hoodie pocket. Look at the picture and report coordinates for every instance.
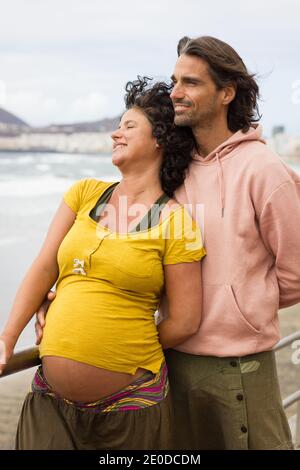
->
[226,284,260,335]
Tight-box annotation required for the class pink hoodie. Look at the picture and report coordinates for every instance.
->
[173,124,300,357]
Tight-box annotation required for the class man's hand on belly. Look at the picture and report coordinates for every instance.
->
[35,290,56,345]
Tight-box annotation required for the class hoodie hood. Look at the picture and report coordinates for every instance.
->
[193,124,266,217]
[194,123,266,163]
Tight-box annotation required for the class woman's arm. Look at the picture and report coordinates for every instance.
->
[0,200,76,372]
[158,261,202,349]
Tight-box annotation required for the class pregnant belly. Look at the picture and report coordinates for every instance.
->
[42,356,147,402]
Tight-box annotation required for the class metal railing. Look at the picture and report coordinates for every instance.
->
[0,346,40,378]
[1,332,300,447]
[273,330,300,447]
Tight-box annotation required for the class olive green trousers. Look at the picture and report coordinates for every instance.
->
[165,349,293,450]
[15,391,172,450]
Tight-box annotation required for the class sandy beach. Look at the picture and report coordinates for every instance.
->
[0,306,299,450]
[0,369,35,449]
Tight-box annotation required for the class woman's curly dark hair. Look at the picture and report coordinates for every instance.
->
[124,76,195,197]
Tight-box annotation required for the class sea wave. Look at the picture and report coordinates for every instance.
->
[0,155,35,165]
[0,175,118,197]
[0,176,73,196]
[0,152,112,165]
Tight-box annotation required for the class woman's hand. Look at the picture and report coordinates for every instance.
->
[0,334,17,375]
[35,290,56,345]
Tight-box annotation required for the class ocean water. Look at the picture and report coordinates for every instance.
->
[0,152,119,349]
[0,152,299,350]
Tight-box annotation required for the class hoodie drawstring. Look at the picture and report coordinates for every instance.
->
[198,125,264,218]
[216,152,225,218]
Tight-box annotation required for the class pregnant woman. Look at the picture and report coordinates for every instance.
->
[0,77,206,450]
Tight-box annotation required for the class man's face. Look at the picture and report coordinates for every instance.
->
[171,54,223,129]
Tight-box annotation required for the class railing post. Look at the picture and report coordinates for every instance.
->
[0,347,41,379]
[296,400,300,448]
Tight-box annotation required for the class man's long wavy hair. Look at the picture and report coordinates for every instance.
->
[177,36,261,133]
[124,76,195,196]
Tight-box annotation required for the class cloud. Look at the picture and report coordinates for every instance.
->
[70,92,109,122]
[0,0,299,47]
[6,89,60,125]
[5,86,115,126]
[0,0,299,133]
[0,80,7,107]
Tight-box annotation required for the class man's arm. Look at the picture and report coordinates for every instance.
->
[259,180,300,308]
[35,290,56,345]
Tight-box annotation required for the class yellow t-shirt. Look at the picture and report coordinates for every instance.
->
[39,179,206,374]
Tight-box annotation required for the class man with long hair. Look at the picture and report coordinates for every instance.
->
[164,35,299,450]
[34,36,299,450]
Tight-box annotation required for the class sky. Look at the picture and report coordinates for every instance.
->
[0,0,299,137]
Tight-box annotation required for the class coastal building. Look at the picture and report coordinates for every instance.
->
[0,107,115,154]
[0,108,299,160]
[0,131,112,154]
[268,126,300,164]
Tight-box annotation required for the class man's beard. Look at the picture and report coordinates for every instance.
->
[174,99,218,129]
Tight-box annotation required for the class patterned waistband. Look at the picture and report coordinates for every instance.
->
[32,363,169,413]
